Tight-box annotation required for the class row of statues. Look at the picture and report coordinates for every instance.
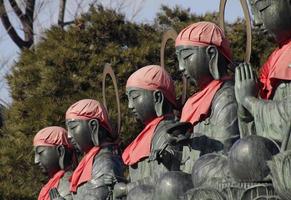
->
[33,0,291,199]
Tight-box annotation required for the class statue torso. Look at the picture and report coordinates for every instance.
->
[181,81,239,173]
[129,118,183,183]
[193,80,239,148]
[272,81,291,101]
[72,146,124,200]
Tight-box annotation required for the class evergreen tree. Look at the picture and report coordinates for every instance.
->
[0,5,276,199]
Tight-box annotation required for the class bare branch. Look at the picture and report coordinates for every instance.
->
[130,0,144,21]
[0,98,9,107]
[63,20,74,26]
[58,0,66,28]
[75,0,83,18]
[23,0,35,42]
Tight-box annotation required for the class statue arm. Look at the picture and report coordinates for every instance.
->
[235,62,291,144]
[237,104,256,138]
[62,193,73,200]
[245,94,291,144]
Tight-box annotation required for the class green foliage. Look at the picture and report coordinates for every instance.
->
[0,4,276,199]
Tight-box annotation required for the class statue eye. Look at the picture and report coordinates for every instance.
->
[181,49,194,60]
[131,94,140,100]
[128,91,140,100]
[36,148,45,154]
[255,0,271,12]
[66,121,79,129]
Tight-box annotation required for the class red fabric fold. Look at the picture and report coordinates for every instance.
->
[70,146,101,192]
[259,40,291,99]
[180,80,224,125]
[122,116,165,165]
[38,170,65,200]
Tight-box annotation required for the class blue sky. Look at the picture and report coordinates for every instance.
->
[132,0,244,23]
[0,0,245,104]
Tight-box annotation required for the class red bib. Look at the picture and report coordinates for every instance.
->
[180,80,224,125]
[122,116,165,165]
[38,170,65,200]
[259,40,291,99]
[70,146,101,192]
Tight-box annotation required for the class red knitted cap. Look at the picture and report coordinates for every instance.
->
[176,21,232,63]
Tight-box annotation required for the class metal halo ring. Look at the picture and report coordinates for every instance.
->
[160,28,188,105]
[102,63,121,137]
[219,0,252,63]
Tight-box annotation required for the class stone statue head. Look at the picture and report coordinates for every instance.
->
[153,171,193,200]
[228,135,279,182]
[248,0,291,43]
[65,99,114,153]
[33,126,74,177]
[126,65,176,124]
[191,153,232,188]
[175,21,232,89]
[127,185,154,200]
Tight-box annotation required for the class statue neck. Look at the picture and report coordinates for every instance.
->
[276,31,291,47]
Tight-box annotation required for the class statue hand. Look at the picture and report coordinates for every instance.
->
[235,63,258,109]
[191,134,223,154]
[103,173,118,186]
[49,188,65,200]
[148,143,172,163]
[191,134,208,150]
[113,182,128,199]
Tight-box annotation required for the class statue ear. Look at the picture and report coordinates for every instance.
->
[207,45,220,80]
[153,90,164,117]
[57,145,65,170]
[88,119,100,146]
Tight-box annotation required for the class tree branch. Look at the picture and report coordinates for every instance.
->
[23,0,35,43]
[58,0,67,28]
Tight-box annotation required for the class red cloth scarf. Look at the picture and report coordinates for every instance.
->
[38,170,65,200]
[70,146,101,192]
[122,116,165,165]
[180,80,225,125]
[259,40,291,99]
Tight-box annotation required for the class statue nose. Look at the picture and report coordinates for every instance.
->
[179,68,185,72]
[253,15,263,27]
[178,63,186,73]
[34,154,40,164]
[254,20,263,27]
[128,99,134,109]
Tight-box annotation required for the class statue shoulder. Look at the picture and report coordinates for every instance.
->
[210,80,238,120]
[57,171,73,199]
[213,80,236,104]
[91,147,124,181]
[152,119,191,151]
[273,81,291,100]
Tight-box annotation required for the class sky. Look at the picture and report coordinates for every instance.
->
[0,0,245,105]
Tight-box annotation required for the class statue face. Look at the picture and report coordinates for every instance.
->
[249,0,291,42]
[176,45,212,89]
[126,87,156,124]
[66,120,94,153]
[34,146,60,176]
